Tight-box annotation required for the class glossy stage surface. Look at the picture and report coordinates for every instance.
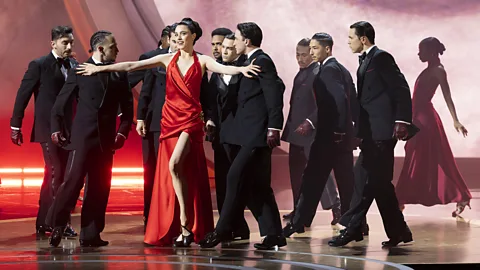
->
[1,184,480,269]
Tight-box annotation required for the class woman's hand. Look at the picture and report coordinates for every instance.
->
[240,59,261,78]
[454,121,468,137]
[76,63,100,76]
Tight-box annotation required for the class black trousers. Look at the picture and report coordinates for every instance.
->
[289,144,340,211]
[47,144,113,240]
[142,130,160,222]
[292,139,354,227]
[340,139,406,238]
[37,141,69,228]
[213,141,250,234]
[215,145,282,237]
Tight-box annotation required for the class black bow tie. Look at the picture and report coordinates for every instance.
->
[358,52,367,64]
[96,61,113,66]
[57,58,71,69]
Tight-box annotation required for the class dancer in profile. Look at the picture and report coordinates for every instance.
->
[396,37,471,217]
[76,18,259,247]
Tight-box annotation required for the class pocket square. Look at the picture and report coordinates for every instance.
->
[366,68,375,72]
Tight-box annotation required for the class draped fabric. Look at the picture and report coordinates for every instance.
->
[144,51,214,245]
[396,70,472,206]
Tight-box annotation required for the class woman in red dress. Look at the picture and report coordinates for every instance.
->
[396,37,470,217]
[76,18,260,246]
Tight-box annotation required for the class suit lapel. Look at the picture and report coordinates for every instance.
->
[357,46,377,97]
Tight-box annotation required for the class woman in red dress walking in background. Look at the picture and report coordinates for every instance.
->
[76,18,260,246]
[396,37,471,217]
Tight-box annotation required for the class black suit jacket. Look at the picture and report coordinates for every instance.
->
[281,63,319,146]
[51,58,133,151]
[356,46,412,140]
[128,47,164,89]
[134,48,168,132]
[312,58,356,149]
[11,52,78,143]
[209,55,246,144]
[225,49,285,147]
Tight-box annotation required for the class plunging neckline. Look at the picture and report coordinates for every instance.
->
[174,51,197,80]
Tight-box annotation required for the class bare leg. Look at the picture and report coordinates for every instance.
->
[169,132,191,237]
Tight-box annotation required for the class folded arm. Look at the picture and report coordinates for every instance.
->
[51,69,79,135]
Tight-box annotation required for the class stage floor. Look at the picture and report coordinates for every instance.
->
[1,184,480,269]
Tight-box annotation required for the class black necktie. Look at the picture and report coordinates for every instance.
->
[358,52,367,65]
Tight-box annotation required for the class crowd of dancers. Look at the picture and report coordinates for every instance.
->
[9,17,471,250]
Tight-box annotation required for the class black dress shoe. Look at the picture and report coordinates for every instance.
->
[381,227,413,247]
[362,222,369,236]
[283,211,294,220]
[63,225,78,237]
[173,226,195,248]
[231,231,250,241]
[49,226,66,247]
[80,237,109,247]
[254,235,287,250]
[282,222,305,238]
[328,229,363,247]
[199,231,228,248]
[36,225,52,239]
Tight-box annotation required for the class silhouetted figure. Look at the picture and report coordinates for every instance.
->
[396,37,471,217]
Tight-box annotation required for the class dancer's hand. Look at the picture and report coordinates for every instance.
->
[51,131,67,147]
[113,133,126,150]
[454,121,468,137]
[240,59,261,78]
[76,63,100,76]
[136,121,147,137]
[393,122,409,141]
[294,120,313,136]
[10,128,23,146]
[267,129,281,148]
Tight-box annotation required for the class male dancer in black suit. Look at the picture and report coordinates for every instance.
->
[281,38,342,226]
[48,30,133,247]
[130,24,176,230]
[10,25,77,239]
[208,33,250,241]
[282,33,355,237]
[201,22,286,250]
[211,27,233,61]
[329,21,414,247]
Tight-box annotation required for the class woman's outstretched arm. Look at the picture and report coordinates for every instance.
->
[76,53,172,75]
[201,55,260,77]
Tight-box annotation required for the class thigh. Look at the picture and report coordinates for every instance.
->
[169,132,191,168]
[85,148,114,201]
[361,140,396,184]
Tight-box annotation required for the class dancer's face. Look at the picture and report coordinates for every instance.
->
[348,28,363,54]
[51,34,74,58]
[296,45,312,68]
[211,35,225,59]
[174,25,195,50]
[221,38,238,63]
[309,39,329,64]
[233,29,247,55]
[98,35,119,62]
[169,32,178,52]
[418,42,431,63]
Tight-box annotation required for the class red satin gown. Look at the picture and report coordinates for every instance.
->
[144,51,214,245]
[396,68,472,206]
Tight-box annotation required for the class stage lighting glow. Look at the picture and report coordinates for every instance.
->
[0,167,143,174]
[0,178,144,187]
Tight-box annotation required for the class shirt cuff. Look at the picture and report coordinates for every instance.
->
[117,133,127,139]
[11,127,20,130]
[137,119,144,122]
[395,121,411,125]
[306,119,315,129]
[268,128,282,131]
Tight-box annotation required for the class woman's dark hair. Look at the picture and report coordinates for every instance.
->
[88,30,112,53]
[236,22,263,47]
[350,21,375,44]
[51,25,73,41]
[177,18,202,44]
[420,37,446,55]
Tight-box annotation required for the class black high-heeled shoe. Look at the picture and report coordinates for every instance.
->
[173,225,195,247]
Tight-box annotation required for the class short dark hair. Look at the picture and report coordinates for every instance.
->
[350,21,375,44]
[236,22,262,47]
[311,33,334,48]
[161,26,171,38]
[225,33,235,40]
[211,27,233,37]
[51,26,73,41]
[421,37,446,55]
[177,18,202,44]
[169,23,178,38]
[297,38,310,47]
[89,30,112,53]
